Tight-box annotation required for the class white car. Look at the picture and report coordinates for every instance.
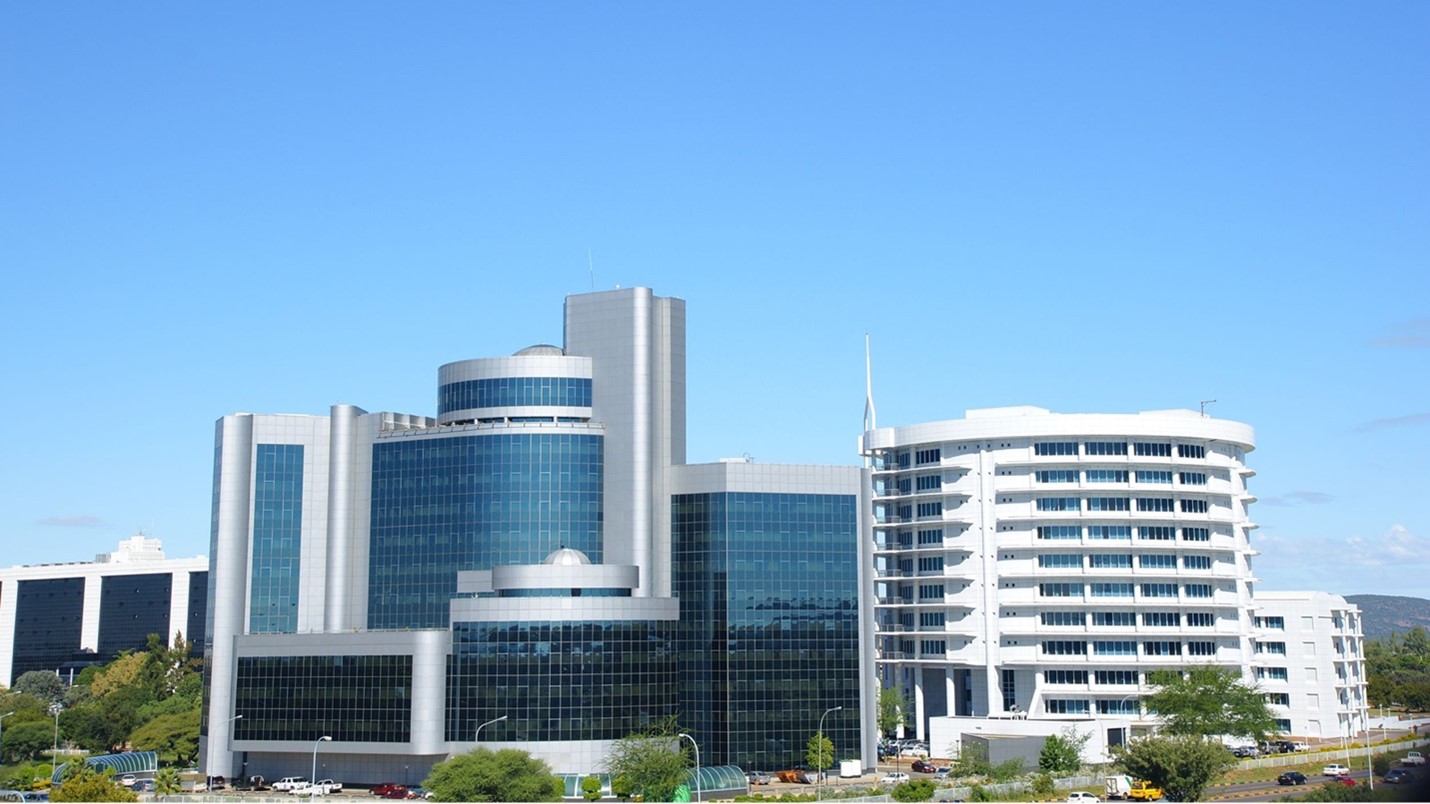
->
[1401,752,1426,766]
[881,772,910,784]
[1067,793,1101,804]
[1322,764,1351,776]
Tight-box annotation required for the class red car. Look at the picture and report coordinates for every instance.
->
[371,783,406,797]
[911,759,940,774]
[1329,774,1356,787]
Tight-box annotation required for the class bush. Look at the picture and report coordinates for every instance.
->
[967,783,992,802]
[1373,753,1394,776]
[1031,772,1056,797]
[581,774,603,801]
[890,779,935,802]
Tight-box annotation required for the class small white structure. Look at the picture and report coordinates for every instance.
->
[928,715,1131,765]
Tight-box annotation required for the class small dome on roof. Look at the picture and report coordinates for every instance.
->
[542,547,592,566]
[514,344,564,356]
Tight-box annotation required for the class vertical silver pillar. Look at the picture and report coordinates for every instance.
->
[204,414,254,778]
[326,404,358,631]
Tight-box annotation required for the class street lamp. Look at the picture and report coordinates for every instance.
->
[818,706,842,800]
[474,715,507,742]
[677,733,700,802]
[49,703,63,784]
[0,712,14,765]
[311,736,331,795]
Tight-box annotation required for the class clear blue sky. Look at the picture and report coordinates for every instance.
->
[2,3,1426,597]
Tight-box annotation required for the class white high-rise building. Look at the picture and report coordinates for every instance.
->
[1253,591,1369,741]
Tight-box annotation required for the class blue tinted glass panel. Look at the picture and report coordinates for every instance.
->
[234,655,412,742]
[250,444,304,634]
[438,378,593,415]
[12,578,85,678]
[98,573,172,658]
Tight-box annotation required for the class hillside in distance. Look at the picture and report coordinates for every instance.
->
[1346,594,1430,639]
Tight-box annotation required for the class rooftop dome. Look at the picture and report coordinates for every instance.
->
[542,547,592,566]
[514,344,564,356]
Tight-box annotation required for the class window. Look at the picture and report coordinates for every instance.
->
[920,611,946,628]
[1095,670,1139,685]
[1038,554,1082,569]
[1256,616,1286,630]
[1042,640,1088,655]
[1045,669,1089,684]
[921,640,946,655]
[1177,444,1206,459]
[917,501,943,518]
[1042,611,1085,627]
[1091,582,1134,597]
[897,505,912,520]
[1097,699,1140,715]
[1181,499,1209,513]
[1140,526,1175,541]
[1265,692,1291,706]
[1092,611,1136,627]
[1179,472,1208,486]
[1036,469,1079,483]
[1141,583,1178,598]
[918,529,943,545]
[916,448,941,465]
[1144,640,1181,656]
[916,474,943,491]
[918,583,944,600]
[1182,527,1211,542]
[1037,497,1080,512]
[1139,554,1176,569]
[1094,640,1137,655]
[1035,442,1078,456]
[1138,498,1174,512]
[1040,582,1084,598]
[1184,583,1213,598]
[898,478,913,495]
[1186,612,1215,627]
[1255,667,1289,681]
[1136,470,1173,484]
[1256,641,1287,655]
[1089,554,1132,568]
[1143,611,1180,627]
[1045,699,1090,714]
[1087,497,1130,511]
[1088,525,1132,540]
[1187,641,1216,657]
[895,452,911,469]
[1038,525,1081,540]
[1275,718,1292,732]
[1085,441,1128,456]
[1182,555,1212,570]
[918,556,944,573]
[1002,669,1016,711]
[1085,469,1129,483]
[1134,442,1172,457]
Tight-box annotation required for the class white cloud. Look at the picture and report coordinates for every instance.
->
[37,515,105,527]
[1369,317,1430,348]
[1258,490,1334,507]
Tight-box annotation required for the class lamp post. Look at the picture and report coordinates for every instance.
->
[677,733,700,802]
[474,715,507,743]
[219,715,243,788]
[311,736,331,796]
[49,703,63,784]
[0,712,14,765]
[817,706,842,800]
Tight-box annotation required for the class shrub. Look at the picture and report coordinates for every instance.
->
[1031,772,1056,797]
[890,779,935,802]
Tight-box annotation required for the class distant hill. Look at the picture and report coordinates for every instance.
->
[1345,595,1430,639]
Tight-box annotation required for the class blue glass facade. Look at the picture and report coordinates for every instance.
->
[250,444,304,634]
[672,492,862,770]
[438,377,592,416]
[368,432,603,629]
[97,573,172,658]
[11,577,86,678]
[233,655,413,742]
[445,620,677,743]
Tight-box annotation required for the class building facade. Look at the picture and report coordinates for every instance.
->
[0,536,208,686]
[1252,591,1369,741]
[201,287,872,783]
[860,405,1364,745]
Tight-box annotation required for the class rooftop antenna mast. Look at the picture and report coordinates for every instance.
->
[588,249,595,290]
[1200,399,1217,417]
[863,332,877,431]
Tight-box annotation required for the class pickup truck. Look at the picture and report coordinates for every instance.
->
[272,777,310,793]
[1400,752,1426,766]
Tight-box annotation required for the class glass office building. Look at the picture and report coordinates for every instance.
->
[201,288,873,783]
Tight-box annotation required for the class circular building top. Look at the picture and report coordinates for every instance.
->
[542,547,593,566]
[514,344,564,356]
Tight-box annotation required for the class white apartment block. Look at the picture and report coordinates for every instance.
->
[1253,591,1369,741]
[860,405,1360,743]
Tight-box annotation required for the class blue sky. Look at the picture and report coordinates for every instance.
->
[1,3,1426,598]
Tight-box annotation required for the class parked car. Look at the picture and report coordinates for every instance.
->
[371,783,405,797]
[119,776,136,788]
[746,771,772,785]
[1277,772,1307,786]
[1322,764,1351,777]
[314,780,343,795]
[1067,794,1101,804]
[1402,751,1426,766]
[1383,768,1414,784]
[135,780,155,793]
[881,772,910,784]
[273,777,310,793]
[1231,746,1259,759]
[911,759,939,774]
[377,787,410,800]
[933,767,952,779]
[405,787,433,800]
[1328,774,1356,788]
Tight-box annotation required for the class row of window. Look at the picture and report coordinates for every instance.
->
[1042,639,1218,657]
[1036,469,1208,485]
[1036,497,1212,513]
[1045,699,1142,715]
[1038,582,1216,598]
[1046,669,1140,685]
[1040,611,1218,627]
[1035,442,1205,458]
[1037,554,1213,570]
[1037,525,1211,541]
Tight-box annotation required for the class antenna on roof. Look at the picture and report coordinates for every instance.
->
[1200,399,1217,417]
[864,332,877,432]
[588,249,595,290]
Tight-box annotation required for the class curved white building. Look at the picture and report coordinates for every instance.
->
[860,406,1260,741]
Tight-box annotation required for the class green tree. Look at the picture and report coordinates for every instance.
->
[155,767,183,795]
[602,723,692,804]
[952,742,991,778]
[424,747,563,802]
[1144,667,1278,742]
[610,774,633,801]
[890,779,936,801]
[806,731,835,775]
[1030,772,1056,797]
[1038,727,1088,775]
[1114,734,1236,802]
[50,764,139,803]
[877,686,904,739]
[1,721,54,762]
[580,775,603,801]
[12,672,64,704]
[129,709,200,766]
